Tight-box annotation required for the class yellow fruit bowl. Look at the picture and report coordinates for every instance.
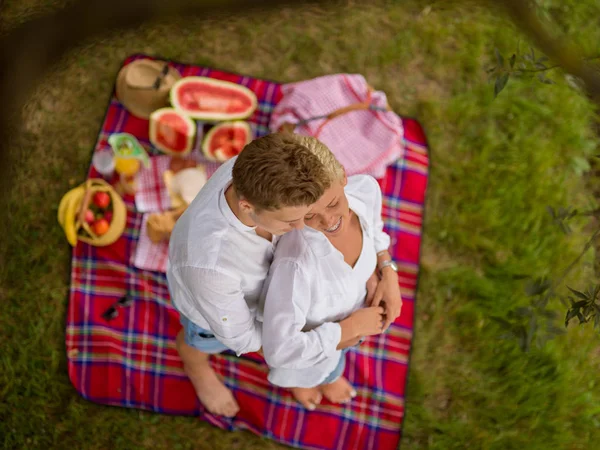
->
[58,178,127,247]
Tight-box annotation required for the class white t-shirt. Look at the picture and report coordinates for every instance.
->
[260,175,391,387]
[167,157,275,356]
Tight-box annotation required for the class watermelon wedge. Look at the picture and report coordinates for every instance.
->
[170,77,258,122]
[149,108,196,156]
[202,121,252,162]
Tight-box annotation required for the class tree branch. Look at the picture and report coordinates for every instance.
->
[492,0,600,103]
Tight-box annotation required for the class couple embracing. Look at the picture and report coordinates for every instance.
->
[167,133,402,417]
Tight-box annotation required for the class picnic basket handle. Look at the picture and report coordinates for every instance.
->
[278,85,390,135]
[77,179,95,225]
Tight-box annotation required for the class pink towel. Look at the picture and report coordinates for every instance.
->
[269,74,405,178]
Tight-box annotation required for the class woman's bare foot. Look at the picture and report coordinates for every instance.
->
[290,387,322,410]
[176,330,239,417]
[319,377,357,404]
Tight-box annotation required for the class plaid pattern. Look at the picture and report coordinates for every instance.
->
[134,143,231,213]
[135,155,172,213]
[132,213,169,273]
[269,74,405,179]
[66,54,429,450]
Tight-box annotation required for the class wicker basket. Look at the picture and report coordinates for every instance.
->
[58,178,127,247]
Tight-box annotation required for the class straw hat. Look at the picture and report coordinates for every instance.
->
[115,59,182,119]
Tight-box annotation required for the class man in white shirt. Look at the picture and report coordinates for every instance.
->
[167,133,335,417]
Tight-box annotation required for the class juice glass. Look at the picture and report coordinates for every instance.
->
[108,133,149,195]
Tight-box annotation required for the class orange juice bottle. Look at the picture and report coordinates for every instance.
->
[108,133,150,195]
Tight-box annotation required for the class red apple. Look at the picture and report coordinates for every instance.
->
[92,192,111,209]
[84,209,95,224]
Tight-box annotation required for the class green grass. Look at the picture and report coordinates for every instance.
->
[3,0,600,448]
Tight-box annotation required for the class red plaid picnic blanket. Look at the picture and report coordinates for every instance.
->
[66,54,429,450]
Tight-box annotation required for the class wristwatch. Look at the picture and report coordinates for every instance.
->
[379,259,398,272]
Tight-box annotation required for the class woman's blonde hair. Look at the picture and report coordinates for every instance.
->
[292,135,345,183]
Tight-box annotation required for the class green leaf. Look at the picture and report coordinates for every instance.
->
[509,54,516,68]
[565,308,578,327]
[535,62,547,70]
[577,311,587,324]
[568,286,589,300]
[494,47,504,67]
[494,73,509,97]
[546,206,556,218]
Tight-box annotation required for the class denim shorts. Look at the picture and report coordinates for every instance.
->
[179,313,229,354]
[320,337,366,385]
[321,348,350,385]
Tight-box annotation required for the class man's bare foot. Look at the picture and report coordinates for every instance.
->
[186,364,240,417]
[319,377,357,404]
[176,330,239,417]
[290,387,322,410]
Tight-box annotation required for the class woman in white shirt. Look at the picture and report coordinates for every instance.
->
[260,139,402,410]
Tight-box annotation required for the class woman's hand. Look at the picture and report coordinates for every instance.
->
[370,269,402,330]
[339,306,385,345]
[365,270,380,306]
[337,335,363,350]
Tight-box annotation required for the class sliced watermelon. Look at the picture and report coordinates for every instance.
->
[202,121,252,162]
[149,108,196,156]
[170,77,258,122]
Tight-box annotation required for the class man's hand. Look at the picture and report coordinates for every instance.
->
[371,269,402,330]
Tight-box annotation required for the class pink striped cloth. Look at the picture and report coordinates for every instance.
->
[132,213,170,273]
[269,74,405,179]
[134,156,172,213]
[132,152,223,273]
[134,151,222,213]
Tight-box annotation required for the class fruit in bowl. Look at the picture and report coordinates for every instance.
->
[58,178,126,247]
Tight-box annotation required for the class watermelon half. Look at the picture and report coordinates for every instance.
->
[202,121,252,162]
[170,77,258,122]
[149,108,196,156]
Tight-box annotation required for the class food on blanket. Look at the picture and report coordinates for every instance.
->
[168,157,198,173]
[109,133,150,195]
[84,209,95,225]
[146,205,187,243]
[149,108,196,156]
[92,218,110,236]
[202,121,252,162]
[108,133,150,171]
[58,178,127,247]
[170,77,257,121]
[114,157,141,177]
[92,191,111,209]
[164,166,207,207]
